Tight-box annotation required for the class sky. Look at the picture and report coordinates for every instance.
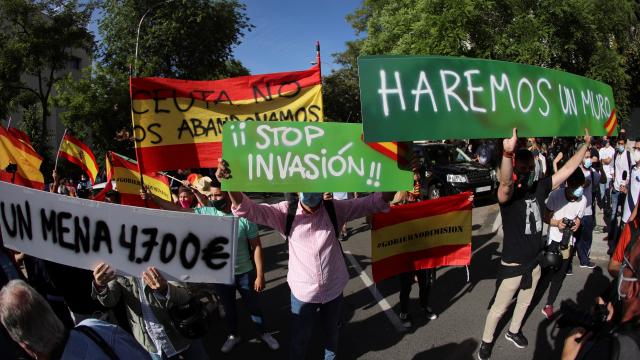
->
[88,0,362,76]
[233,0,361,74]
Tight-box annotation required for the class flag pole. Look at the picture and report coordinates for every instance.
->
[316,40,321,75]
[54,128,67,174]
[129,64,148,207]
[6,115,12,129]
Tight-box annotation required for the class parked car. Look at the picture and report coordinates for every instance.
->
[414,143,497,200]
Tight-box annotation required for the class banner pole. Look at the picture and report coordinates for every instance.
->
[54,128,67,174]
[316,40,321,75]
[129,64,148,207]
[6,115,11,129]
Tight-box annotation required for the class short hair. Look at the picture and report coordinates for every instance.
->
[514,149,534,165]
[178,186,192,195]
[0,280,65,354]
[567,168,586,188]
[105,189,121,203]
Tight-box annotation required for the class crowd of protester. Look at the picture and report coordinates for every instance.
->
[1,130,640,360]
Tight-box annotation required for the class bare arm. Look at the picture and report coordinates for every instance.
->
[552,129,590,189]
[553,152,563,174]
[250,237,265,292]
[497,128,518,204]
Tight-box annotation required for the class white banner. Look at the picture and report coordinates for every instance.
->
[0,182,237,284]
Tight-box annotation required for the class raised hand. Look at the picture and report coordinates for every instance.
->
[503,128,518,153]
[583,128,591,146]
[215,158,232,182]
[93,262,116,289]
[142,267,168,295]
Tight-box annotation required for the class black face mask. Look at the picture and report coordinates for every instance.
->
[211,199,227,211]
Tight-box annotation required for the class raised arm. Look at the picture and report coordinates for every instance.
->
[497,128,518,204]
[552,129,590,189]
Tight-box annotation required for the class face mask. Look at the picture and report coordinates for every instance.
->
[617,145,625,153]
[572,187,584,199]
[179,199,192,208]
[300,192,322,208]
[633,149,640,164]
[211,199,227,211]
[583,158,592,169]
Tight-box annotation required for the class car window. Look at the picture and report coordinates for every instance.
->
[424,146,471,165]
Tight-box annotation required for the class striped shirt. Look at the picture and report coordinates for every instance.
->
[233,193,389,303]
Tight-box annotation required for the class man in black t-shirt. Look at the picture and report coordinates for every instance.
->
[478,128,591,360]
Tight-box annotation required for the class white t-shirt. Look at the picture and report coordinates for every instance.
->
[332,192,349,200]
[614,150,631,191]
[622,166,640,223]
[546,188,587,245]
[600,146,615,179]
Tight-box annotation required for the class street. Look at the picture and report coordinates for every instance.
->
[203,198,613,360]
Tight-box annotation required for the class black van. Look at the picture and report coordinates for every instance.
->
[414,143,497,200]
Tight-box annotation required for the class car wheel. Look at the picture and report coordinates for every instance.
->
[428,185,440,199]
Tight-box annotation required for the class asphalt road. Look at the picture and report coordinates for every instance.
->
[202,198,613,360]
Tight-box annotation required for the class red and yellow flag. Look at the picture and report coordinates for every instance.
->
[0,126,44,189]
[130,65,323,172]
[58,133,99,183]
[371,193,472,283]
[96,152,171,208]
[7,127,32,146]
[604,109,618,137]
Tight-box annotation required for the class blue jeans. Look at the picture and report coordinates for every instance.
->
[290,293,342,360]
[148,339,208,360]
[575,215,594,265]
[214,269,265,336]
[599,178,610,203]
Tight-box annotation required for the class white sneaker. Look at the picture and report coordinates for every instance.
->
[260,333,280,350]
[220,335,241,353]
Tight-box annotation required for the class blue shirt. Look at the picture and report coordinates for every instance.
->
[61,318,151,360]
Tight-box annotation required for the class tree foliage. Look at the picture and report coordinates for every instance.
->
[53,0,252,170]
[327,0,640,125]
[0,0,94,155]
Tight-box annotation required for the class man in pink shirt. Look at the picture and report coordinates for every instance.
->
[216,160,394,360]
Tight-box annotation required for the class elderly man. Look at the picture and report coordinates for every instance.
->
[0,279,149,359]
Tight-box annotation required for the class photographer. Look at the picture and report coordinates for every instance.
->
[542,169,587,319]
[561,275,640,359]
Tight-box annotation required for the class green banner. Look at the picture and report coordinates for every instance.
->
[221,122,413,192]
[358,55,617,142]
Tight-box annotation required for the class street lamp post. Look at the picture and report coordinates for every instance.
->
[133,0,174,77]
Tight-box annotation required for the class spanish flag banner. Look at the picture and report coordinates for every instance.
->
[604,109,618,137]
[7,127,32,146]
[101,152,172,207]
[0,126,44,189]
[58,133,99,183]
[371,193,472,283]
[130,65,323,172]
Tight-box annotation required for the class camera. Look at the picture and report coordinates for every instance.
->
[557,299,609,332]
[560,218,575,250]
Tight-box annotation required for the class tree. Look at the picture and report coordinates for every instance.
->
[331,0,639,126]
[0,0,94,155]
[54,0,252,171]
[99,0,252,79]
[323,40,362,123]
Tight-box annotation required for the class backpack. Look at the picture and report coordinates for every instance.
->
[284,199,340,241]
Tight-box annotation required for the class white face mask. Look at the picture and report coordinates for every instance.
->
[634,149,640,164]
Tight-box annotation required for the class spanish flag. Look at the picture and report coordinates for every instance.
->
[7,127,32,146]
[0,126,44,189]
[58,133,99,183]
[604,109,618,137]
[371,193,472,283]
[131,65,323,172]
[95,152,171,208]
